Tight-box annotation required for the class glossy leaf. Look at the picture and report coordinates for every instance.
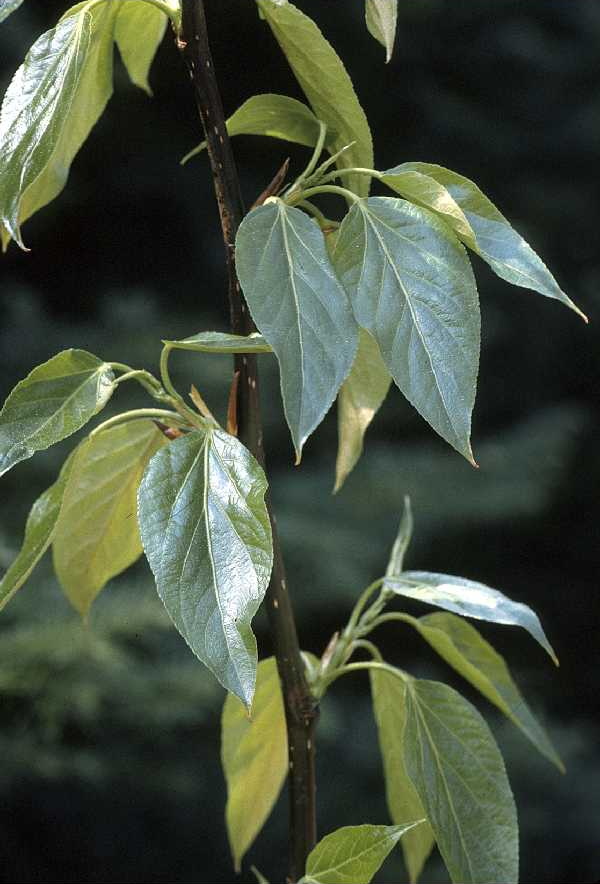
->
[405,611,563,770]
[387,570,558,664]
[334,197,480,463]
[385,496,413,577]
[236,200,358,460]
[371,670,435,883]
[0,3,118,249]
[334,329,391,492]
[0,0,25,24]
[114,0,168,95]
[256,0,373,197]
[138,428,273,706]
[305,822,423,884]
[164,331,272,354]
[0,453,74,611]
[222,657,287,871]
[52,420,165,617]
[381,163,586,320]
[365,0,397,62]
[182,93,320,164]
[0,349,115,477]
[404,677,519,884]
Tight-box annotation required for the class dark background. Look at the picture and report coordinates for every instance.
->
[1,1,599,882]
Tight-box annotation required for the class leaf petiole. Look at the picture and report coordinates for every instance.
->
[88,408,190,440]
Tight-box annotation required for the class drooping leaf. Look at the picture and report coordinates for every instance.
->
[404,611,563,770]
[256,0,373,197]
[386,570,558,664]
[0,3,118,249]
[236,200,358,460]
[138,428,273,707]
[304,822,423,884]
[381,163,586,321]
[0,452,74,611]
[0,0,25,24]
[404,677,519,884]
[385,496,413,578]
[371,670,435,883]
[182,93,321,164]
[222,657,288,871]
[365,0,397,62]
[52,420,165,617]
[334,197,480,463]
[0,349,115,477]
[114,0,168,95]
[334,329,391,492]
[163,331,272,354]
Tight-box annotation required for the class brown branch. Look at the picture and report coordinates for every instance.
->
[178,3,318,880]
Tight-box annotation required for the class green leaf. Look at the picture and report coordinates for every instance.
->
[163,331,272,354]
[114,0,168,95]
[0,3,118,249]
[52,420,166,617]
[0,0,25,24]
[388,569,558,664]
[365,0,397,63]
[385,495,413,577]
[371,670,435,884]
[236,200,358,461]
[222,656,288,871]
[404,677,519,884]
[0,452,74,611]
[305,822,423,884]
[334,329,391,492]
[381,163,587,321]
[181,93,321,164]
[404,611,564,770]
[334,197,480,463]
[0,349,115,477]
[138,428,273,706]
[256,0,374,197]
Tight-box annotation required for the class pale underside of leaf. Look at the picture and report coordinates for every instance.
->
[164,331,272,354]
[365,0,398,63]
[0,0,26,24]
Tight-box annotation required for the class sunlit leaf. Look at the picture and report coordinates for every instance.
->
[138,428,273,707]
[381,163,586,321]
[365,0,397,62]
[0,0,25,24]
[334,197,480,463]
[256,0,373,197]
[114,0,168,95]
[0,349,115,477]
[236,200,358,461]
[222,657,287,871]
[164,331,272,354]
[52,420,165,617]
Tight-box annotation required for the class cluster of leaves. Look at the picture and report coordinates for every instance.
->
[0,1,582,882]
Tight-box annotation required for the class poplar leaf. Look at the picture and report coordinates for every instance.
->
[114,0,168,95]
[334,197,480,464]
[382,163,587,321]
[256,0,373,197]
[222,657,288,871]
[0,349,115,477]
[52,420,165,616]
[365,0,397,63]
[0,3,118,249]
[236,201,358,461]
[138,429,273,707]
[164,331,272,354]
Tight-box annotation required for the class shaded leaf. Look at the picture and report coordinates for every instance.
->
[0,349,115,477]
[404,611,563,770]
[305,822,423,884]
[236,200,358,460]
[335,330,391,492]
[0,3,118,248]
[138,428,273,706]
[0,452,74,611]
[385,495,413,577]
[371,670,435,883]
[222,657,287,871]
[164,331,272,354]
[0,0,25,24]
[404,677,518,884]
[53,420,165,617]
[381,163,586,320]
[365,0,397,62]
[388,569,558,664]
[257,0,373,197]
[114,0,168,95]
[334,197,480,463]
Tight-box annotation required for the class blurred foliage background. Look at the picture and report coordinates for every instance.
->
[0,1,599,882]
